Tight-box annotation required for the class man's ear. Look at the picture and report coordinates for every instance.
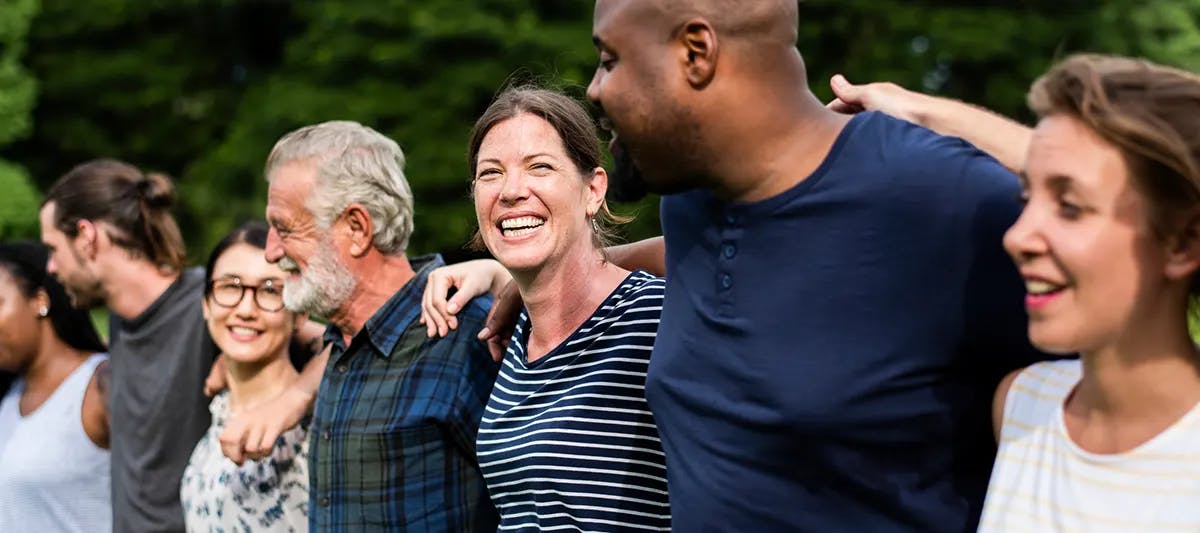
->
[75,219,100,259]
[680,18,718,88]
[342,204,374,257]
[1165,210,1200,284]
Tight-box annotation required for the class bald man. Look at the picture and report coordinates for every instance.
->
[585,1,1048,530]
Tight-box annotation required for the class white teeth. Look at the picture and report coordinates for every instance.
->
[1025,280,1062,295]
[230,326,260,336]
[503,226,540,238]
[500,216,545,230]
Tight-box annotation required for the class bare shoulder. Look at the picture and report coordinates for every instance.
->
[992,367,1024,442]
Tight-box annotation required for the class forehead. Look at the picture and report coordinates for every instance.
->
[1026,114,1128,189]
[477,114,568,162]
[38,203,65,241]
[212,242,283,280]
[594,0,658,44]
[265,159,317,219]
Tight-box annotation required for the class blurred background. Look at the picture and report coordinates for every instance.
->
[1,0,1198,261]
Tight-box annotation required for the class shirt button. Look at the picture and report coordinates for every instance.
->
[725,214,737,225]
[335,365,348,374]
[319,497,330,507]
[322,431,331,441]
[721,274,732,289]
[722,244,736,258]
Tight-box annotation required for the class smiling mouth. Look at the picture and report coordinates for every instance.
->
[1025,279,1066,296]
[227,325,263,341]
[498,216,545,238]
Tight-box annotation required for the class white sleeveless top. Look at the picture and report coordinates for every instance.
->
[0,354,111,533]
[979,359,1200,532]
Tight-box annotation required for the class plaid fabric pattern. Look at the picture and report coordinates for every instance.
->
[308,254,499,532]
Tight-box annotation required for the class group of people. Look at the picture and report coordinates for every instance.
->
[1,1,1199,531]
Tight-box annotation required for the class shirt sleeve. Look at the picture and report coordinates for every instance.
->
[446,298,501,459]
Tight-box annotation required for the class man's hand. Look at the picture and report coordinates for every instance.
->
[420,259,511,338]
[827,74,927,124]
[219,385,313,465]
[477,280,522,362]
[204,355,227,397]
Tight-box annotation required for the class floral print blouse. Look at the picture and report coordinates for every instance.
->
[181,392,309,532]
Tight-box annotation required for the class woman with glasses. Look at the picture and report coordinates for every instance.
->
[180,221,310,532]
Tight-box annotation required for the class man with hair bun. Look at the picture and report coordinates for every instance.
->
[39,159,208,533]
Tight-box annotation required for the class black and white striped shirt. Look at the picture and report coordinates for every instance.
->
[477,270,670,532]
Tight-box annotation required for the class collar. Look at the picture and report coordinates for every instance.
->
[322,254,445,360]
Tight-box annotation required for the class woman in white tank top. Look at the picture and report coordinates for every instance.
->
[0,242,111,532]
[980,55,1200,531]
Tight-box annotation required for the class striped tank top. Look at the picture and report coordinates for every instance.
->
[0,353,111,533]
[979,359,1200,532]
[477,270,670,532]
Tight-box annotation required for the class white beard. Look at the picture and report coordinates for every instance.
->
[279,239,356,318]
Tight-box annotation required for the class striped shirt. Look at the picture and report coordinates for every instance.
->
[309,254,500,532]
[478,271,671,532]
[979,359,1200,532]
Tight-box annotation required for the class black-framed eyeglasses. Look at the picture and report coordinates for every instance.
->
[208,278,286,312]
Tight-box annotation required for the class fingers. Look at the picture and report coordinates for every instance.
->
[421,270,453,338]
[218,422,248,466]
[827,98,864,115]
[487,335,510,362]
[204,355,227,397]
[244,423,266,459]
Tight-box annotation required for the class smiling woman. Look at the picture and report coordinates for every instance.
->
[981,54,1200,531]
[423,86,671,532]
[179,220,310,532]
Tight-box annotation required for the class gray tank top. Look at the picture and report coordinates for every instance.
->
[0,353,111,532]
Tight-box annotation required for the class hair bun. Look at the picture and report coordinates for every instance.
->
[137,172,176,209]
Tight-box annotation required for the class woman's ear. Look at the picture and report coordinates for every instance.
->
[586,167,609,217]
[1165,210,1200,283]
[201,295,212,321]
[34,289,51,318]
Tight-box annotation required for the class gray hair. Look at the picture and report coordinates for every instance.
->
[265,120,414,255]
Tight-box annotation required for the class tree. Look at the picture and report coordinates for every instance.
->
[0,0,39,239]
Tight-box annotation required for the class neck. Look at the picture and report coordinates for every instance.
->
[329,254,415,344]
[515,247,629,362]
[1071,298,1200,421]
[22,322,91,394]
[224,352,298,411]
[105,257,179,320]
[704,51,851,203]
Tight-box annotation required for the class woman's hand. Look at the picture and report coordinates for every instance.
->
[420,259,512,338]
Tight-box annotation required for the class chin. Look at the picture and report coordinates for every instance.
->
[1028,324,1088,355]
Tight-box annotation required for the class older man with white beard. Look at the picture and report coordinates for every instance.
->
[228,120,500,532]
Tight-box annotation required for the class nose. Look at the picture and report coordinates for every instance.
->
[45,256,57,276]
[498,171,530,205]
[1002,205,1049,264]
[264,227,284,263]
[234,286,259,318]
[586,68,602,106]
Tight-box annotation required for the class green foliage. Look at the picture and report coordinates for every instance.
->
[0,0,38,239]
[5,0,1200,259]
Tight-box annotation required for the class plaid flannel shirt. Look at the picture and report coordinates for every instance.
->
[308,254,499,532]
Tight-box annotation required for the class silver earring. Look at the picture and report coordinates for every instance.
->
[590,216,600,233]
[38,307,49,317]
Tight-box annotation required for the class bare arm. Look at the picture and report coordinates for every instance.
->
[992,369,1022,442]
[828,75,1032,174]
[82,359,111,449]
[219,345,329,464]
[608,236,666,277]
